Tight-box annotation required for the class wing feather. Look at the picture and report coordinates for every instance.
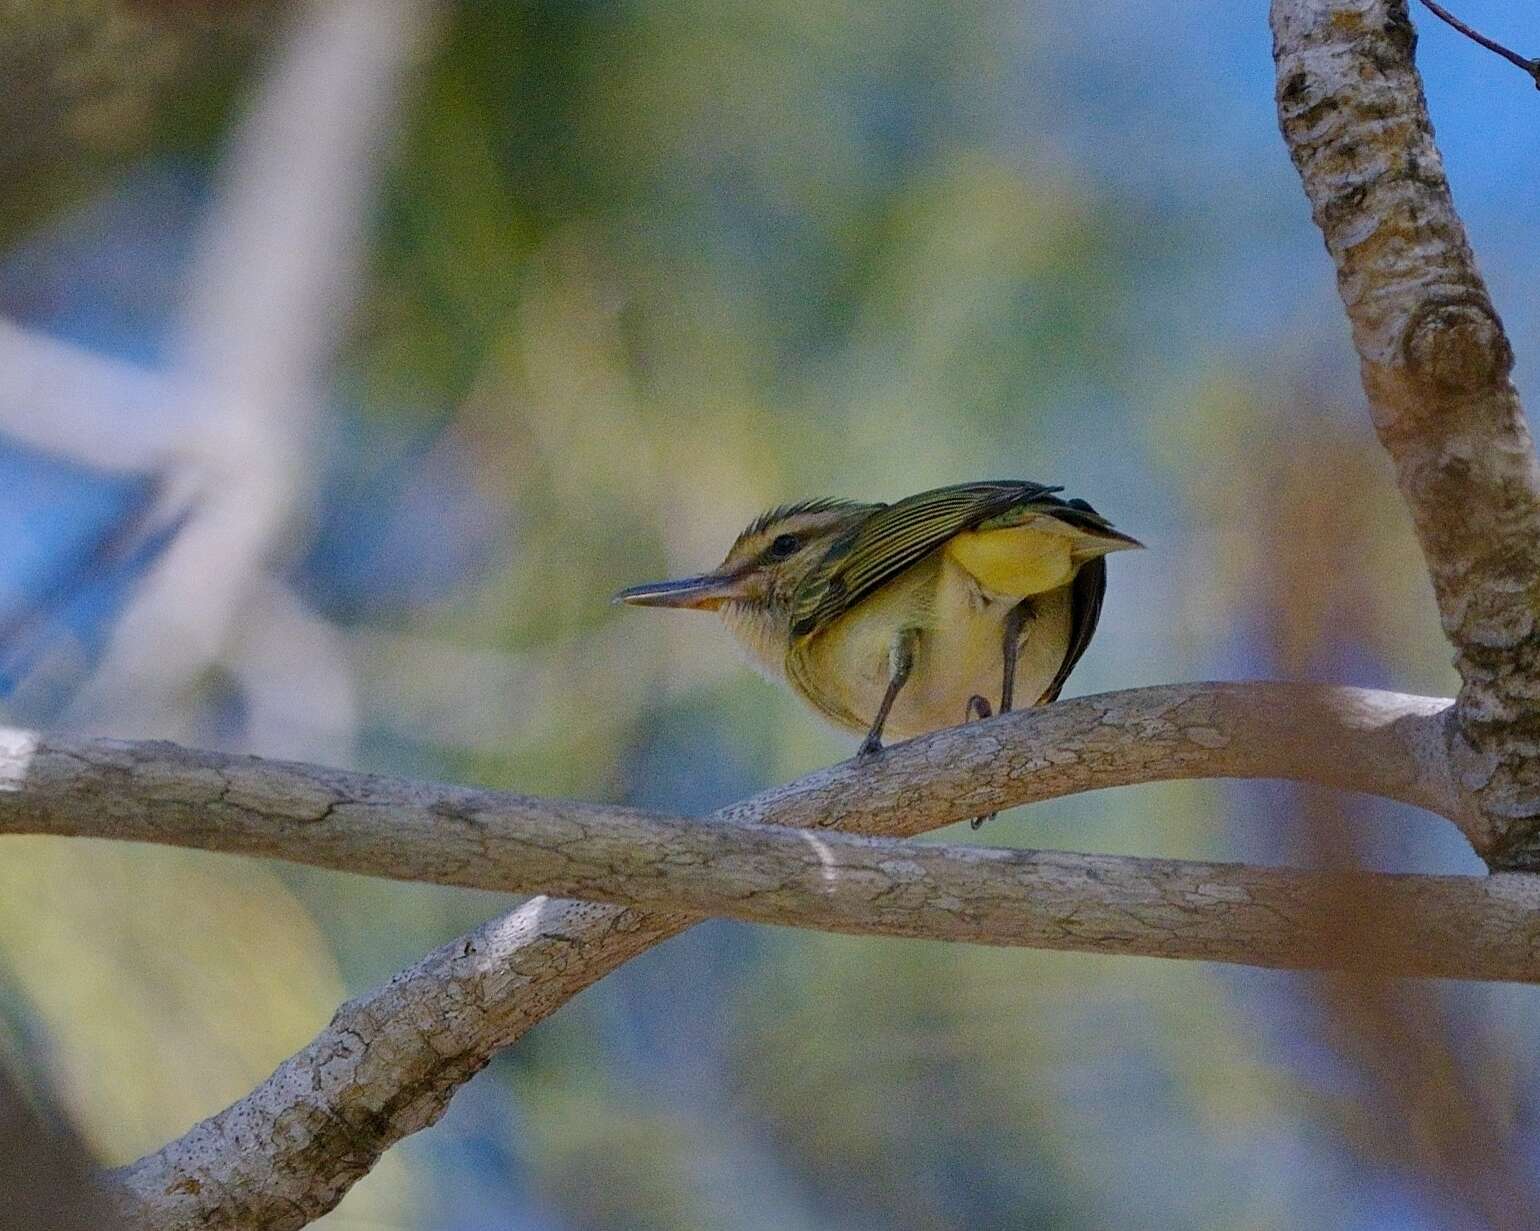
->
[1036,555,1106,704]
[790,480,1065,638]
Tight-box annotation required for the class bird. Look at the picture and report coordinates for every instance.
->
[616,479,1141,826]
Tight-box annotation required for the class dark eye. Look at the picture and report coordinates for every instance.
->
[769,533,801,559]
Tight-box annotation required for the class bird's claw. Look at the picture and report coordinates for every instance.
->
[964,695,997,828]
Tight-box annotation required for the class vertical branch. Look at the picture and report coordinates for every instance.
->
[1252,427,1536,1228]
[1270,0,1540,867]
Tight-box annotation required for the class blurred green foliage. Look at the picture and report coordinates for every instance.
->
[1,1,1511,1228]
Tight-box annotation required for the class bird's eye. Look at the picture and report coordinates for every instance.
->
[769,533,801,559]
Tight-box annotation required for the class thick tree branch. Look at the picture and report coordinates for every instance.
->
[1271,0,1540,866]
[0,683,1469,866]
[115,898,687,1231]
[0,686,1467,857]
[3,704,1535,976]
[0,682,1481,1229]
[94,846,1540,1227]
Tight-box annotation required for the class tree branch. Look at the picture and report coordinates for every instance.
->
[1271,0,1540,866]
[0,318,182,472]
[114,897,687,1231]
[0,682,1481,1228]
[3,703,1535,975]
[55,0,434,761]
[19,5,1537,1226]
[100,842,1540,1227]
[0,683,1469,867]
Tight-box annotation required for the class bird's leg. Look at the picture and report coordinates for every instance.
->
[970,599,1034,831]
[857,630,917,761]
[998,597,1034,715]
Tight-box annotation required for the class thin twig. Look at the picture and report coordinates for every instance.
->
[1418,0,1540,87]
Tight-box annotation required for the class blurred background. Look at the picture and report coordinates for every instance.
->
[2,0,1538,1227]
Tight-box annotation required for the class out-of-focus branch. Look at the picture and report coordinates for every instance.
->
[0,1062,123,1231]
[1253,440,1540,1231]
[0,681,1484,1229]
[0,321,184,471]
[1270,0,1540,868]
[0,0,434,755]
[58,0,434,760]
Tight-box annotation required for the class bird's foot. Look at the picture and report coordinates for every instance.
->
[856,734,884,763]
[965,695,997,829]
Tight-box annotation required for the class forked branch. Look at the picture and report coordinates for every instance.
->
[0,681,1484,1229]
[1271,0,1540,865]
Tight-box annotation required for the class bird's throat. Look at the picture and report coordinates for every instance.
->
[718,600,793,684]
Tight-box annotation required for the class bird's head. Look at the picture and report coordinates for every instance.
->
[615,498,877,619]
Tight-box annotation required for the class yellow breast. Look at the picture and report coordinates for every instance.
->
[783,550,1075,742]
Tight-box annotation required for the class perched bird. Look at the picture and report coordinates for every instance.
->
[617,480,1140,824]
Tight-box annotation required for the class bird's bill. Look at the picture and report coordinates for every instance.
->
[613,572,745,610]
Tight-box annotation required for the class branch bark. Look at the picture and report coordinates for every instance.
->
[3,700,1536,974]
[1271,0,1540,866]
[0,682,1483,1228]
[0,683,1470,865]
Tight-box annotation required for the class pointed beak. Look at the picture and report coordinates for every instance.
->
[613,572,745,611]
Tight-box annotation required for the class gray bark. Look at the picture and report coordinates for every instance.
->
[0,683,1468,871]
[2,699,1535,976]
[0,683,1484,1228]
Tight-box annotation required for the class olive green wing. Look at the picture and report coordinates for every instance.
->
[1036,553,1106,705]
[789,480,1065,639]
